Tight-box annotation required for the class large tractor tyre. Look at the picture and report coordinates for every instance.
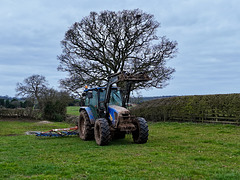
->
[132,117,149,144]
[94,118,110,146]
[78,111,94,140]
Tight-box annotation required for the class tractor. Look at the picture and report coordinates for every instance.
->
[78,72,150,145]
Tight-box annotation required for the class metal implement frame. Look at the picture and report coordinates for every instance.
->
[35,126,78,137]
[104,72,151,119]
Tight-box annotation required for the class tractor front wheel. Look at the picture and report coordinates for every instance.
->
[94,118,110,146]
[132,117,149,144]
[78,111,94,140]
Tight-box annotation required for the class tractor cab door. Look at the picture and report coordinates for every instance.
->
[98,88,123,118]
[85,90,98,119]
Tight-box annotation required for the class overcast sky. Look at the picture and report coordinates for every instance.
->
[0,0,239,97]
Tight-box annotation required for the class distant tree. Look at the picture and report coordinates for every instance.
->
[58,9,178,95]
[16,75,49,109]
[26,99,34,108]
[10,99,20,108]
[0,99,4,107]
[20,101,24,108]
[16,75,72,121]
[5,99,10,108]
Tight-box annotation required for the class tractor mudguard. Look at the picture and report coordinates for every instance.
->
[79,107,95,124]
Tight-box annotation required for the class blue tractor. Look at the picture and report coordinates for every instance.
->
[78,72,150,145]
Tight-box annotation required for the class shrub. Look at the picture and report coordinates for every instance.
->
[43,100,67,122]
[42,90,71,122]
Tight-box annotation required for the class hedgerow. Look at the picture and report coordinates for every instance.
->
[0,108,41,119]
[131,94,240,124]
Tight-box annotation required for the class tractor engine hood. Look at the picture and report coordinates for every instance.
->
[108,105,136,131]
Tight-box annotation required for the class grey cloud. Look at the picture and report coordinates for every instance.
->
[0,0,240,96]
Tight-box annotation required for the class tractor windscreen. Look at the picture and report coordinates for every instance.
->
[109,89,122,106]
[99,88,122,107]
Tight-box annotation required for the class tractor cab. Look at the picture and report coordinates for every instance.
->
[82,87,123,120]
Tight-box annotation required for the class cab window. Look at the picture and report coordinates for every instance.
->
[89,91,98,107]
[109,89,122,106]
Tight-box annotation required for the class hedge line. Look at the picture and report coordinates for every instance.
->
[0,108,41,120]
[131,94,240,125]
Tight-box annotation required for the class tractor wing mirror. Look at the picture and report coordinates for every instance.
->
[79,99,85,106]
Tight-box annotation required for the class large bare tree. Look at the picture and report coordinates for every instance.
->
[58,9,178,95]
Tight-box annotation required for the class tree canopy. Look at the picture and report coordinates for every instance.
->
[58,9,178,95]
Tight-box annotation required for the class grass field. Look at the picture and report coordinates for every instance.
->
[67,106,80,116]
[0,118,240,179]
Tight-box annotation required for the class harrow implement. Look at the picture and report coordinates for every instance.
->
[35,126,79,137]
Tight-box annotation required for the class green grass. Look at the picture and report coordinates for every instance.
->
[0,120,240,179]
[0,120,72,136]
[67,106,80,116]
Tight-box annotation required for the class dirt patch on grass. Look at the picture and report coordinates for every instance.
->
[36,120,52,124]
[25,131,41,135]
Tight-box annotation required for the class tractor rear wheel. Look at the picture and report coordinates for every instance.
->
[94,118,110,146]
[132,117,149,144]
[78,111,94,140]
